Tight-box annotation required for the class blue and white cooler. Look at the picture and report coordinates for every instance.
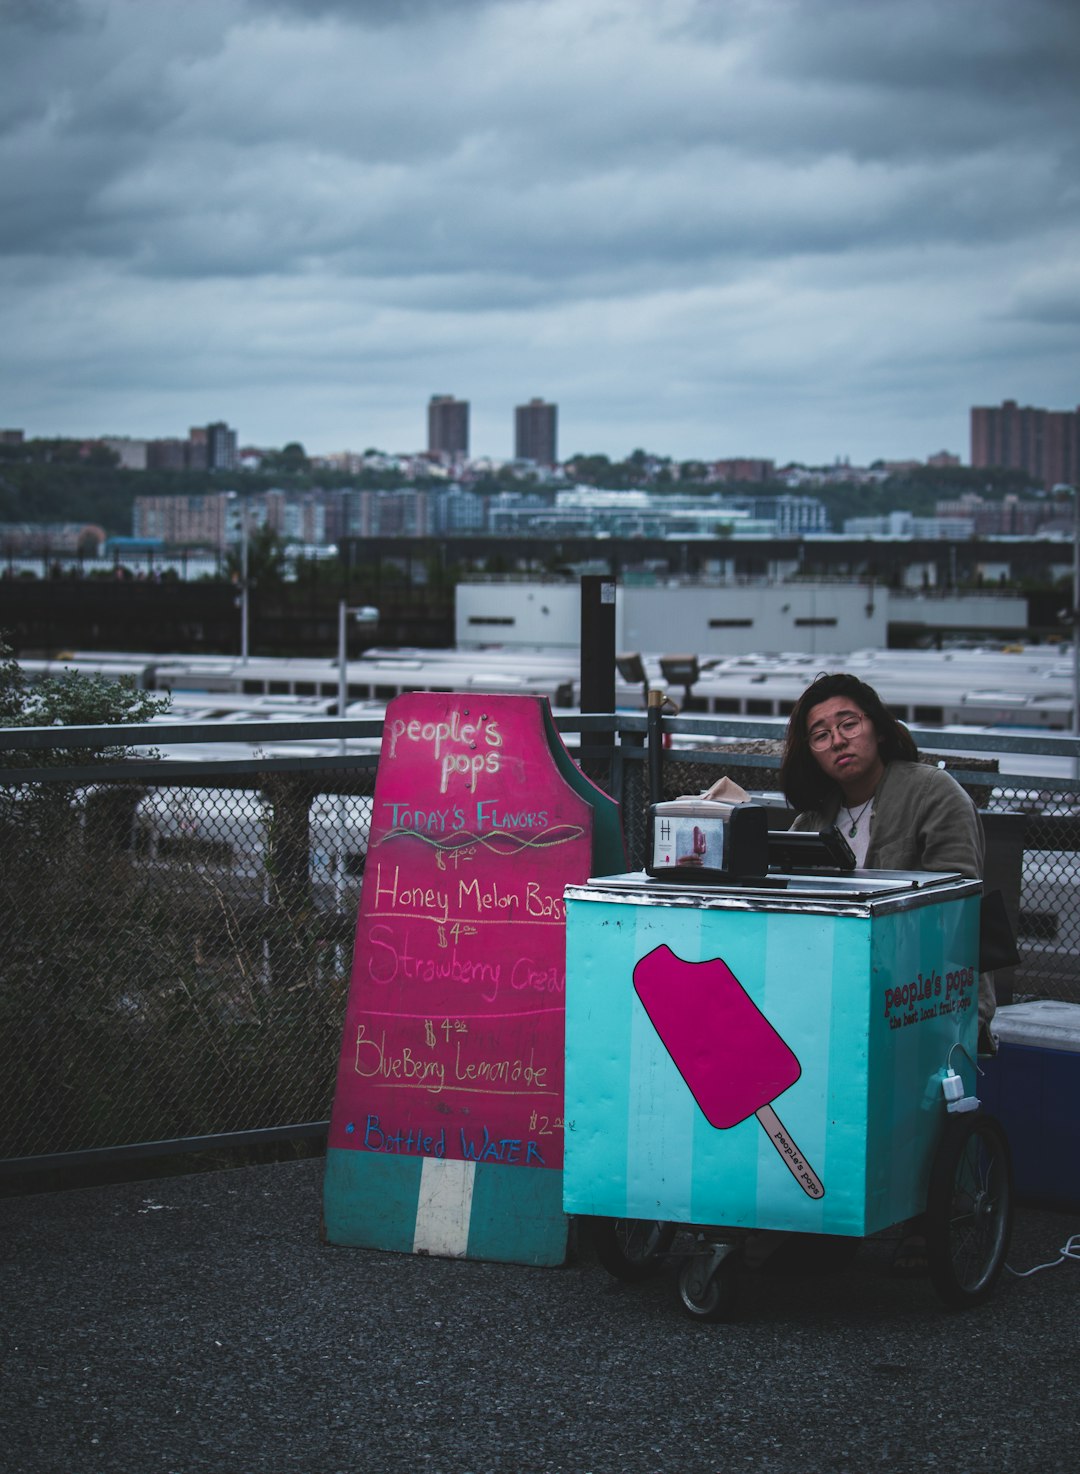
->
[978,1000,1080,1208]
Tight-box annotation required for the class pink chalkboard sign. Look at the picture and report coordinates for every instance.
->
[325,693,596,1260]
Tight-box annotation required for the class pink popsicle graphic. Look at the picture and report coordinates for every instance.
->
[633,944,824,1199]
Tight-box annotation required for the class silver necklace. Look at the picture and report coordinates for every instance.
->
[842,797,873,838]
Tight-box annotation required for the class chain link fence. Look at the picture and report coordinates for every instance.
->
[986,785,1080,1003]
[2,717,1077,1175]
[1,764,375,1168]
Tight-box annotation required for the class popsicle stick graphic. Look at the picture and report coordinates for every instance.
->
[633,945,824,1199]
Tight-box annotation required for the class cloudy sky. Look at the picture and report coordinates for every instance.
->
[1,0,1077,466]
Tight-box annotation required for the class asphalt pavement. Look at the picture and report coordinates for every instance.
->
[3,1158,1079,1474]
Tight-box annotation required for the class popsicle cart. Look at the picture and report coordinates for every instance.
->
[562,864,1014,1319]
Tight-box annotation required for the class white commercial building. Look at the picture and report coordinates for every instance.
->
[456,580,1027,656]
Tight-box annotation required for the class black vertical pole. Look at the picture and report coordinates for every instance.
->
[579,574,616,766]
[647,687,665,802]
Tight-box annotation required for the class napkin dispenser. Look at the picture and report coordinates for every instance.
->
[647,798,770,881]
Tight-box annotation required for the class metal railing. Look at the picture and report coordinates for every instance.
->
[2,712,1077,1176]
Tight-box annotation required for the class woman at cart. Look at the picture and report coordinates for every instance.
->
[778,670,996,1044]
[703,670,998,1044]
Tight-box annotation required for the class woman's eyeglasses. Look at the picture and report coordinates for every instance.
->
[808,714,864,750]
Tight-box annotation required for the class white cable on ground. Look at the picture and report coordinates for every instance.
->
[1006,1233,1080,1277]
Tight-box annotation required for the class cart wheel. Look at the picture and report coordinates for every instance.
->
[677,1249,740,1323]
[926,1112,1013,1309]
[590,1218,676,1282]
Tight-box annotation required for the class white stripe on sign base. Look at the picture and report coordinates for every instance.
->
[412,1157,476,1257]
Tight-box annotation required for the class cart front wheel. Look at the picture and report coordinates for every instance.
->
[590,1218,676,1282]
[926,1112,1013,1309]
[677,1249,740,1322]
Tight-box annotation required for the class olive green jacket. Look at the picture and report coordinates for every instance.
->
[790,758,985,878]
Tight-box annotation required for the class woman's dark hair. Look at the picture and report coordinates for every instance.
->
[780,671,917,812]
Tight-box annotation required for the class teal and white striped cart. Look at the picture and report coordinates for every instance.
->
[563,869,1013,1318]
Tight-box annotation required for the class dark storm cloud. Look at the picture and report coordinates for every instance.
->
[766,0,1080,99]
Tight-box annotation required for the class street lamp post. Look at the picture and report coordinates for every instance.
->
[334,600,379,923]
[337,600,380,751]
[240,498,250,665]
[337,598,350,749]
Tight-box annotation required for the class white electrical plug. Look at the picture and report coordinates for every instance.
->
[941,1068,979,1113]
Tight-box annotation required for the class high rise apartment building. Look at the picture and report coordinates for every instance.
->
[206,421,239,472]
[133,492,233,546]
[971,400,1080,489]
[186,422,239,473]
[427,395,469,459]
[340,488,434,537]
[514,397,558,464]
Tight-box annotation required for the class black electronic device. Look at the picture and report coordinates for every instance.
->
[765,823,856,873]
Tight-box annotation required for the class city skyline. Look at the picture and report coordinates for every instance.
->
[13,394,1074,486]
[1,1,1077,465]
